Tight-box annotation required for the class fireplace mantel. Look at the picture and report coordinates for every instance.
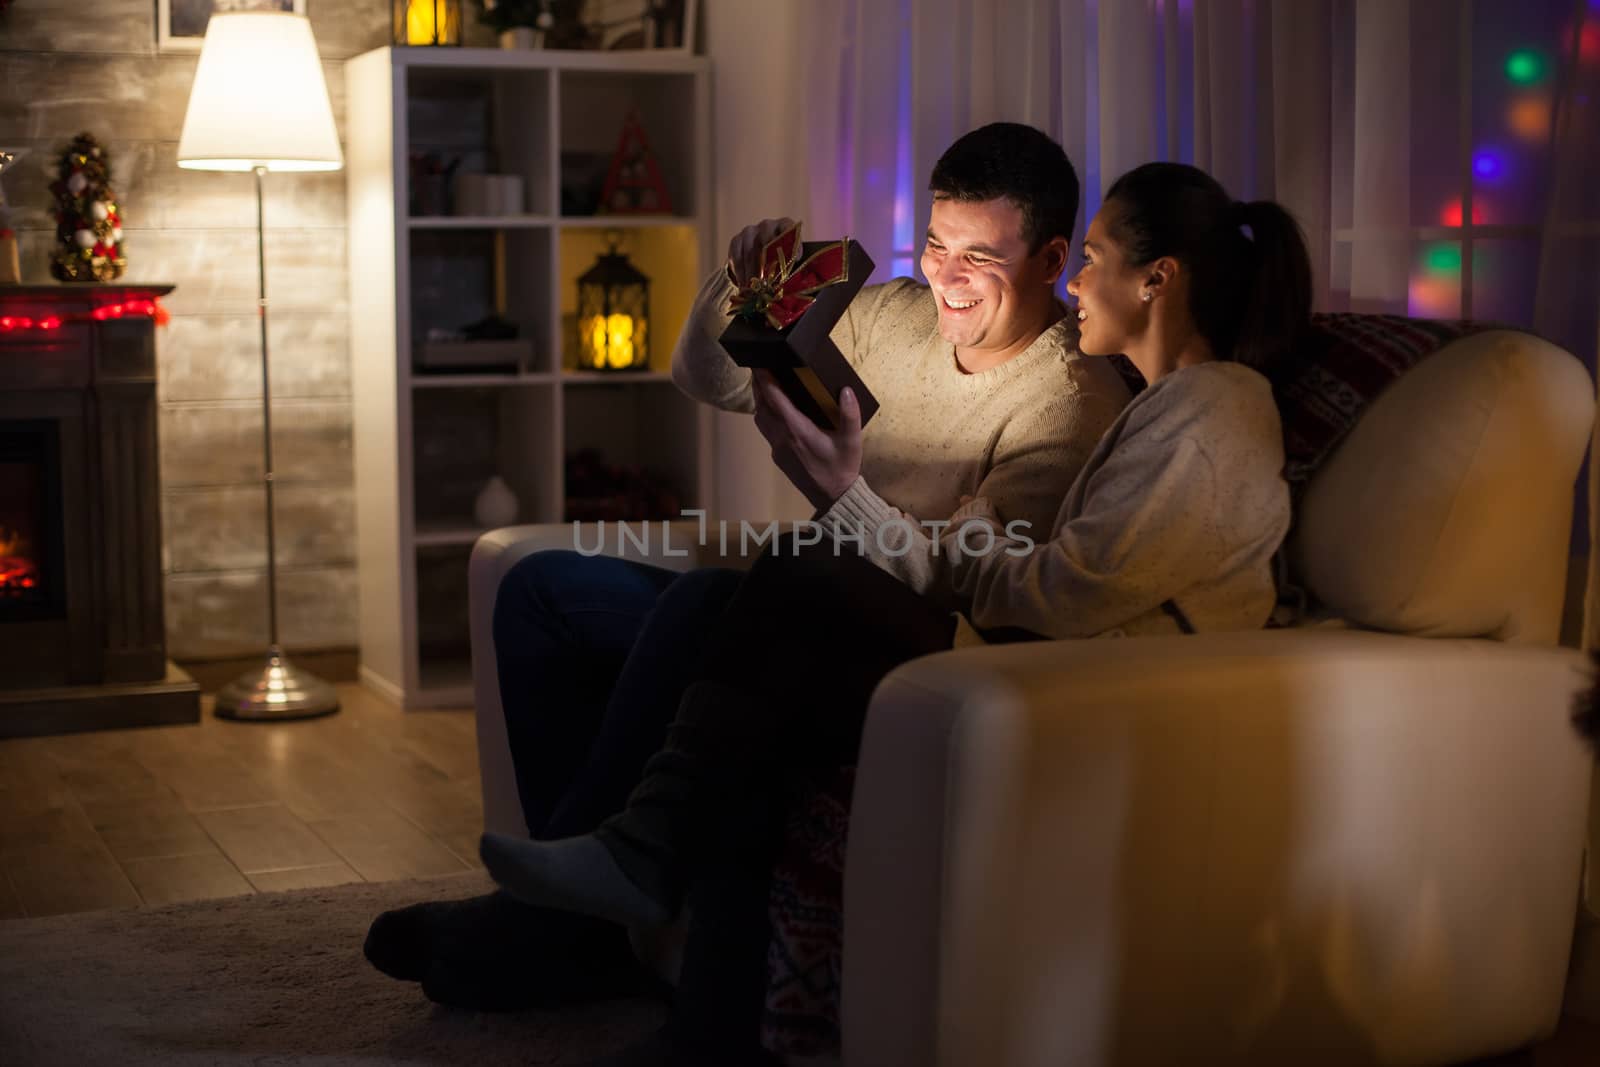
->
[0,284,175,300]
[1,284,174,393]
[0,282,198,737]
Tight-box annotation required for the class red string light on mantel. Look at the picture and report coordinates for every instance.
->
[0,298,167,332]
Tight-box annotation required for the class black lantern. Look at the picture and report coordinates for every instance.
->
[577,234,650,371]
[395,0,462,45]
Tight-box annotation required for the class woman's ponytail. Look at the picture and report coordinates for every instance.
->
[1103,164,1314,379]
[1232,200,1312,379]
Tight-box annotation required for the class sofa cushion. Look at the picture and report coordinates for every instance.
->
[1289,330,1593,644]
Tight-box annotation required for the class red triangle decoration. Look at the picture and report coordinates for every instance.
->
[597,110,673,215]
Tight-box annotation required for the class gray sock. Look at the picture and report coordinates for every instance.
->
[478,832,671,929]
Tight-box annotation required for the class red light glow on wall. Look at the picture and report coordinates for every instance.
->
[0,299,165,332]
[1440,198,1491,226]
[1561,20,1600,63]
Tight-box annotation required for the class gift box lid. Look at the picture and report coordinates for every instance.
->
[719,238,879,429]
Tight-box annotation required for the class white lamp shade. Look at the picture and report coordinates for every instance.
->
[177,13,342,173]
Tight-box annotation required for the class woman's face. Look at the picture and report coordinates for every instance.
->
[1065,206,1149,358]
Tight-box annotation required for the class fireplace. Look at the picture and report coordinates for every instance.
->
[0,422,64,619]
[0,285,199,737]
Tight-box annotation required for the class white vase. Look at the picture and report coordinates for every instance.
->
[474,475,519,527]
[499,27,539,49]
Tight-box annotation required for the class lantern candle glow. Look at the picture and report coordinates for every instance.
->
[396,0,462,46]
[578,236,651,371]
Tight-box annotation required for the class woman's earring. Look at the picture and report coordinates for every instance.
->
[1140,289,1153,303]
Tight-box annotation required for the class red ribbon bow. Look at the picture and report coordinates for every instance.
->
[725,222,850,330]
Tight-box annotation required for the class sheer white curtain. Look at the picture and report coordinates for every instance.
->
[783,0,1594,332]
[791,0,1282,290]
[707,0,1598,520]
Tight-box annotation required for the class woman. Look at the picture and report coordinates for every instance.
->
[479,161,1313,1051]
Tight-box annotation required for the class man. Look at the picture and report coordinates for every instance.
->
[364,122,1130,1047]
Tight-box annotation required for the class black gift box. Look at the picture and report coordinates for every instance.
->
[718,239,880,430]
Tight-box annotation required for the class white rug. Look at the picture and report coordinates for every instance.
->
[0,871,664,1066]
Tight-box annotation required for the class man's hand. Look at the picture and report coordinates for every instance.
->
[751,370,863,511]
[727,218,798,285]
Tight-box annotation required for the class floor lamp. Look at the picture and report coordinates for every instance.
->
[177,12,343,720]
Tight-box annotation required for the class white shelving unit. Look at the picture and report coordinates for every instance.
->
[346,46,713,709]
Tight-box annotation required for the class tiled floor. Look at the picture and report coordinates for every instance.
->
[0,684,481,919]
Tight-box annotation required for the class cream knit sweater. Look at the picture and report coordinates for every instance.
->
[671,269,1132,541]
[821,361,1291,642]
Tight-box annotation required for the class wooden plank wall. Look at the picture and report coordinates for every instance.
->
[1,1,402,659]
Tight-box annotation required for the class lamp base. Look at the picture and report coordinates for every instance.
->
[214,647,340,721]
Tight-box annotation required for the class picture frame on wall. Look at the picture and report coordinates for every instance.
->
[157,0,308,53]
[586,0,698,53]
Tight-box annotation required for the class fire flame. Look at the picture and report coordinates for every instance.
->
[0,524,37,592]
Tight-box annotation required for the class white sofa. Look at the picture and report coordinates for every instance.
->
[468,329,1596,1067]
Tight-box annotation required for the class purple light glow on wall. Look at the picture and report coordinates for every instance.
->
[1472,150,1503,179]
[892,0,913,274]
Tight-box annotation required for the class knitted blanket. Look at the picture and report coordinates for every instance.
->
[758,312,1488,1057]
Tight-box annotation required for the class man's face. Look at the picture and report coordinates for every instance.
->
[920,196,1062,355]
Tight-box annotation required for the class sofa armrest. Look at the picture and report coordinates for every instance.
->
[469,522,696,835]
[842,629,1592,1067]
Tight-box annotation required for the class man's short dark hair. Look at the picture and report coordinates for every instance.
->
[928,122,1080,253]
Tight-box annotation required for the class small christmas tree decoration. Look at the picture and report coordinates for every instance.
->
[49,132,126,283]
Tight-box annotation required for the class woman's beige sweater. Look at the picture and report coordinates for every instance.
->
[821,360,1291,642]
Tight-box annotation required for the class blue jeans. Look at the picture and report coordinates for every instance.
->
[491,550,743,840]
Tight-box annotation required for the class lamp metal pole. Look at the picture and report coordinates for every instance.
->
[214,165,338,720]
